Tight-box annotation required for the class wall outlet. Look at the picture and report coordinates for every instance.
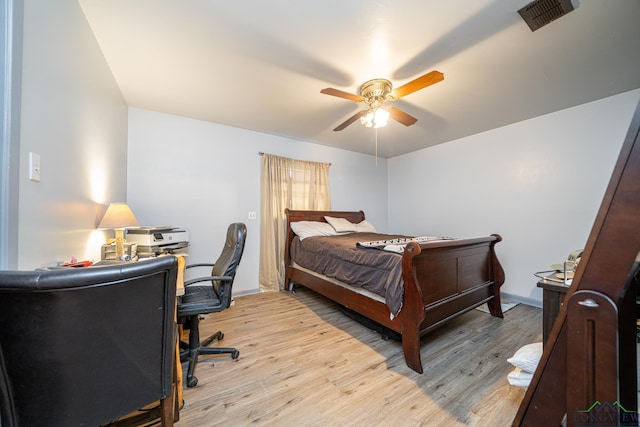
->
[248,212,257,220]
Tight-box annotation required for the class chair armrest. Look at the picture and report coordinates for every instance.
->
[185,263,215,270]
[184,275,233,287]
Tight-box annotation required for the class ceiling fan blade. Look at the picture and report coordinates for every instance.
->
[333,110,367,131]
[388,107,418,127]
[321,88,365,103]
[390,70,444,99]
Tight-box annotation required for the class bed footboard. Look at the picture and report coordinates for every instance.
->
[400,235,505,373]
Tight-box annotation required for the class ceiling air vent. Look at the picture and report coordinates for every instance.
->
[518,0,574,32]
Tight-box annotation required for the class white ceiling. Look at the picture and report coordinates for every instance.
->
[78,0,640,158]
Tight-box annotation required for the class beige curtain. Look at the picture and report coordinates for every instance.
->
[259,153,331,292]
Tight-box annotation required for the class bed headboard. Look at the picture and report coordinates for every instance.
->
[285,209,365,225]
[284,209,366,269]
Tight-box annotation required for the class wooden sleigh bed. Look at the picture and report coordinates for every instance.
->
[283,209,506,374]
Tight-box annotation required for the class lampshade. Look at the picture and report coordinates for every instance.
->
[98,203,139,260]
[98,203,140,230]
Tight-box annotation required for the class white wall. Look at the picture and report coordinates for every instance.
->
[388,89,640,306]
[17,0,128,269]
[127,108,388,295]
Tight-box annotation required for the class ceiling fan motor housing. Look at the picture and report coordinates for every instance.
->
[359,79,392,107]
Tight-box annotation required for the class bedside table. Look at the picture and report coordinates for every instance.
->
[537,276,570,345]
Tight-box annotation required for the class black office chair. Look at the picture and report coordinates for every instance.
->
[0,257,178,427]
[178,222,247,387]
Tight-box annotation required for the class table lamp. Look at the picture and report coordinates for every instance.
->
[98,203,140,260]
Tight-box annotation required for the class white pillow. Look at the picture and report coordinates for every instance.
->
[507,342,543,373]
[290,221,337,240]
[354,220,377,233]
[507,367,533,388]
[324,216,358,233]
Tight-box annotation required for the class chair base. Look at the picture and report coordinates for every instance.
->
[180,317,239,388]
[201,330,223,347]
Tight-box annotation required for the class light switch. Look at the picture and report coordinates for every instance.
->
[29,152,41,182]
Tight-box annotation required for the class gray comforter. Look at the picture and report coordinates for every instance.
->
[290,232,413,317]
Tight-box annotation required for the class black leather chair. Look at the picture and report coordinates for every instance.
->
[178,222,247,388]
[0,256,178,427]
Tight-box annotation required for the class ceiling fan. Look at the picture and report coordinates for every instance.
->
[320,70,444,131]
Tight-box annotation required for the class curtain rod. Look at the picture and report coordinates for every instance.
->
[258,152,331,165]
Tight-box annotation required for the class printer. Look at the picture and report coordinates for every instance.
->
[126,226,189,257]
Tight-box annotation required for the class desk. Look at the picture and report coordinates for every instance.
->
[537,276,569,345]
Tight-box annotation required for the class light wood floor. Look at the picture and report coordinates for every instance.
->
[178,287,542,426]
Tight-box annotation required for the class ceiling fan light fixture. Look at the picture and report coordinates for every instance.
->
[360,107,389,128]
[321,70,443,131]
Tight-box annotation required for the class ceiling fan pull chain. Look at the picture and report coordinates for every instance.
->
[375,128,378,165]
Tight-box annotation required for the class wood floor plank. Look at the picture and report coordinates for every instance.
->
[178,287,542,426]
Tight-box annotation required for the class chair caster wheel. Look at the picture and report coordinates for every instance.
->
[219,332,224,340]
[232,350,240,359]
[186,376,198,388]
